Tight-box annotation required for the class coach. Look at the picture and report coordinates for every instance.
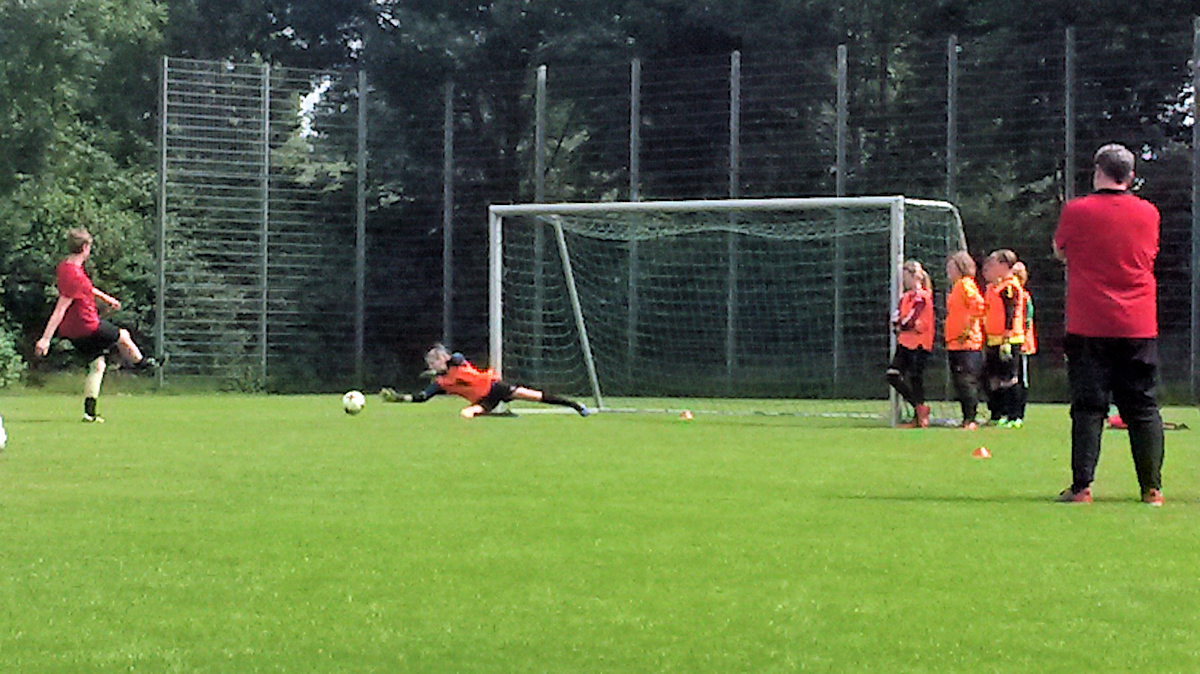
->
[1052,143,1164,505]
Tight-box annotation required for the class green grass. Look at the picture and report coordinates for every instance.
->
[1,393,1199,672]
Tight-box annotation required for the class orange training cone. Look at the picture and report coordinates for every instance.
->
[972,446,991,459]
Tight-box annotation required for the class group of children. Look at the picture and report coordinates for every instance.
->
[888,248,1036,429]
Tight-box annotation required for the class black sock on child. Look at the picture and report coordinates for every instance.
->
[542,393,583,412]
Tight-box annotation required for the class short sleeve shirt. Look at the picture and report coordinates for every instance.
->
[1053,190,1159,338]
[56,260,100,339]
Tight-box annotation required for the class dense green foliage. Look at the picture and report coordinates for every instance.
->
[0,0,163,381]
[1,395,1199,669]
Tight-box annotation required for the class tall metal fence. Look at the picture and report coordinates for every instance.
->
[159,20,1200,399]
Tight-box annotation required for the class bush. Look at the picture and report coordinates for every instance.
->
[0,323,27,387]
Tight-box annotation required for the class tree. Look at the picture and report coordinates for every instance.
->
[0,0,164,371]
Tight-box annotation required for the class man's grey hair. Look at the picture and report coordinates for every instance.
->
[1094,143,1135,185]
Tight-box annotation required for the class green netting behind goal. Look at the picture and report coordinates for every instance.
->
[491,197,966,421]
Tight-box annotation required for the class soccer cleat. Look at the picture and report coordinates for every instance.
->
[1056,487,1092,503]
[379,387,402,402]
[962,421,979,431]
[998,418,1024,429]
[131,353,166,372]
[1142,489,1164,507]
[81,413,105,424]
[578,406,591,417]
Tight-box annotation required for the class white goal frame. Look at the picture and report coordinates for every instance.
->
[488,196,966,420]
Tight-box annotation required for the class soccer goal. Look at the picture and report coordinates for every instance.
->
[488,196,967,423]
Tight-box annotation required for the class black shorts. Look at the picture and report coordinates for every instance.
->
[476,381,519,411]
[983,344,1018,385]
[68,320,121,363]
[888,345,928,377]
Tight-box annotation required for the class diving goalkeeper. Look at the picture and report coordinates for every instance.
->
[381,344,591,419]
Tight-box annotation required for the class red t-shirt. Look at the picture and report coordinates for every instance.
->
[56,260,100,339]
[1054,190,1159,338]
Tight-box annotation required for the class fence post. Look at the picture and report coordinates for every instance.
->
[259,64,271,383]
[627,59,641,380]
[946,35,959,204]
[355,70,368,387]
[532,65,547,377]
[834,44,848,395]
[837,45,848,198]
[726,51,741,382]
[1064,26,1076,201]
[1191,16,1200,400]
[442,81,455,348]
[156,56,168,385]
[630,59,642,202]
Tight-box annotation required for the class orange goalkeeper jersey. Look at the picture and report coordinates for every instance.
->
[435,360,499,403]
[944,276,985,351]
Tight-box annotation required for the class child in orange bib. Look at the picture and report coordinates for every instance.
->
[944,251,986,428]
[887,260,934,427]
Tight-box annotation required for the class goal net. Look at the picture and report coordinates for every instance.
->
[488,197,967,423]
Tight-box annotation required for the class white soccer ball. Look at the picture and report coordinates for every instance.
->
[342,390,365,415]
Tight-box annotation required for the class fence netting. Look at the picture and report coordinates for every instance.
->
[160,21,1199,399]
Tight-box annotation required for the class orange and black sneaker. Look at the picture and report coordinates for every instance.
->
[1056,487,1092,503]
[1141,489,1164,507]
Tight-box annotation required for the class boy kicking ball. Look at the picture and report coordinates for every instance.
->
[382,344,591,419]
[34,228,162,422]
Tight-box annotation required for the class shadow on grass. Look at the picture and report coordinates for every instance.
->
[835,493,1170,505]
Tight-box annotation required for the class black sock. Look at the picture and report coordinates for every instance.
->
[84,397,98,417]
[542,393,583,411]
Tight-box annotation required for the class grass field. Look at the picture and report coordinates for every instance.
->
[2,393,1199,672]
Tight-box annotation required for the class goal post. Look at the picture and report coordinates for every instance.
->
[488,196,967,422]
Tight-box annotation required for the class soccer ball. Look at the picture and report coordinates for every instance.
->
[342,390,366,415]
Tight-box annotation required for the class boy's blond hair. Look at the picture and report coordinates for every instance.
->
[67,228,93,254]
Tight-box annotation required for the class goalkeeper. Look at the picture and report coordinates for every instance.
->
[981,249,1026,428]
[381,344,591,419]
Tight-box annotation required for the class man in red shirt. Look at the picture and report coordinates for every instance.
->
[1053,144,1164,505]
[34,229,160,422]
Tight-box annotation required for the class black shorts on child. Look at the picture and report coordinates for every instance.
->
[68,320,121,362]
[477,381,520,411]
